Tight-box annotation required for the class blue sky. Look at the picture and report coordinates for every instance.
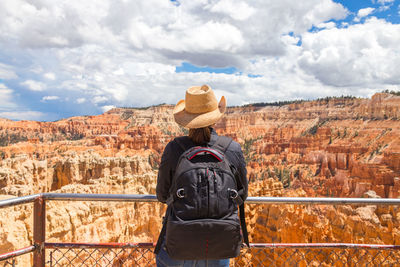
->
[336,0,400,23]
[0,0,399,121]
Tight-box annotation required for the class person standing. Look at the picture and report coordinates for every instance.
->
[155,85,248,267]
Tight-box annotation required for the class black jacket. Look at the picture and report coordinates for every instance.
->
[156,129,248,203]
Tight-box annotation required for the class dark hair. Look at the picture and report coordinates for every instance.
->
[189,127,211,144]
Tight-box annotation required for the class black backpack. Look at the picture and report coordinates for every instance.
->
[154,136,249,260]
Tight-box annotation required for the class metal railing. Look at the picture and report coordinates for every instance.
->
[1,193,400,266]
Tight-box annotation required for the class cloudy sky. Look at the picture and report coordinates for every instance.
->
[0,0,399,121]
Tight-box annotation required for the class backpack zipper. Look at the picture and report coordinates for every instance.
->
[213,169,217,193]
[206,168,209,217]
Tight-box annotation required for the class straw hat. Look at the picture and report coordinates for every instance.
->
[173,85,226,129]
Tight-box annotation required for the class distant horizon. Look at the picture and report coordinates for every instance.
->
[2,90,399,122]
[1,0,399,121]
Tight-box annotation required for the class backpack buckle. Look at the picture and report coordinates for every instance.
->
[176,188,185,198]
[228,188,238,199]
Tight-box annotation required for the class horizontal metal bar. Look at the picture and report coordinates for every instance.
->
[245,196,400,205]
[0,245,36,261]
[45,242,155,249]
[42,193,158,202]
[0,194,41,209]
[45,242,400,251]
[43,193,400,205]
[2,193,400,208]
[250,243,400,250]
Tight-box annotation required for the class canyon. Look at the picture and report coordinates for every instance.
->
[0,92,399,265]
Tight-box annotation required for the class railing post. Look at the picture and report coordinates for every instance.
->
[33,196,45,267]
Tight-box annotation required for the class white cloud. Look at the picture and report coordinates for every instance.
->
[298,18,400,87]
[356,7,375,21]
[0,83,16,109]
[0,0,346,64]
[21,80,46,91]
[377,5,391,11]
[100,105,115,112]
[0,83,56,121]
[30,65,44,74]
[0,63,18,79]
[41,95,59,101]
[1,0,400,121]
[127,19,244,55]
[316,22,336,29]
[113,68,125,76]
[76,98,86,104]
[92,96,108,104]
[0,111,45,121]
[0,83,12,92]
[0,0,93,48]
[44,72,56,80]
[205,0,256,21]
[0,83,50,121]
[376,0,394,4]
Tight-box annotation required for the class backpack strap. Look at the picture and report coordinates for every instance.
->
[211,136,232,153]
[213,136,250,247]
[232,187,249,247]
[155,137,192,254]
[174,137,189,152]
[154,217,167,254]
[154,207,170,254]
[239,204,250,247]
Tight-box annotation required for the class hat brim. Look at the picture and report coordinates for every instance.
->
[173,96,226,128]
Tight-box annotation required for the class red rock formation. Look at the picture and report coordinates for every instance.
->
[0,93,399,265]
[0,94,398,199]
